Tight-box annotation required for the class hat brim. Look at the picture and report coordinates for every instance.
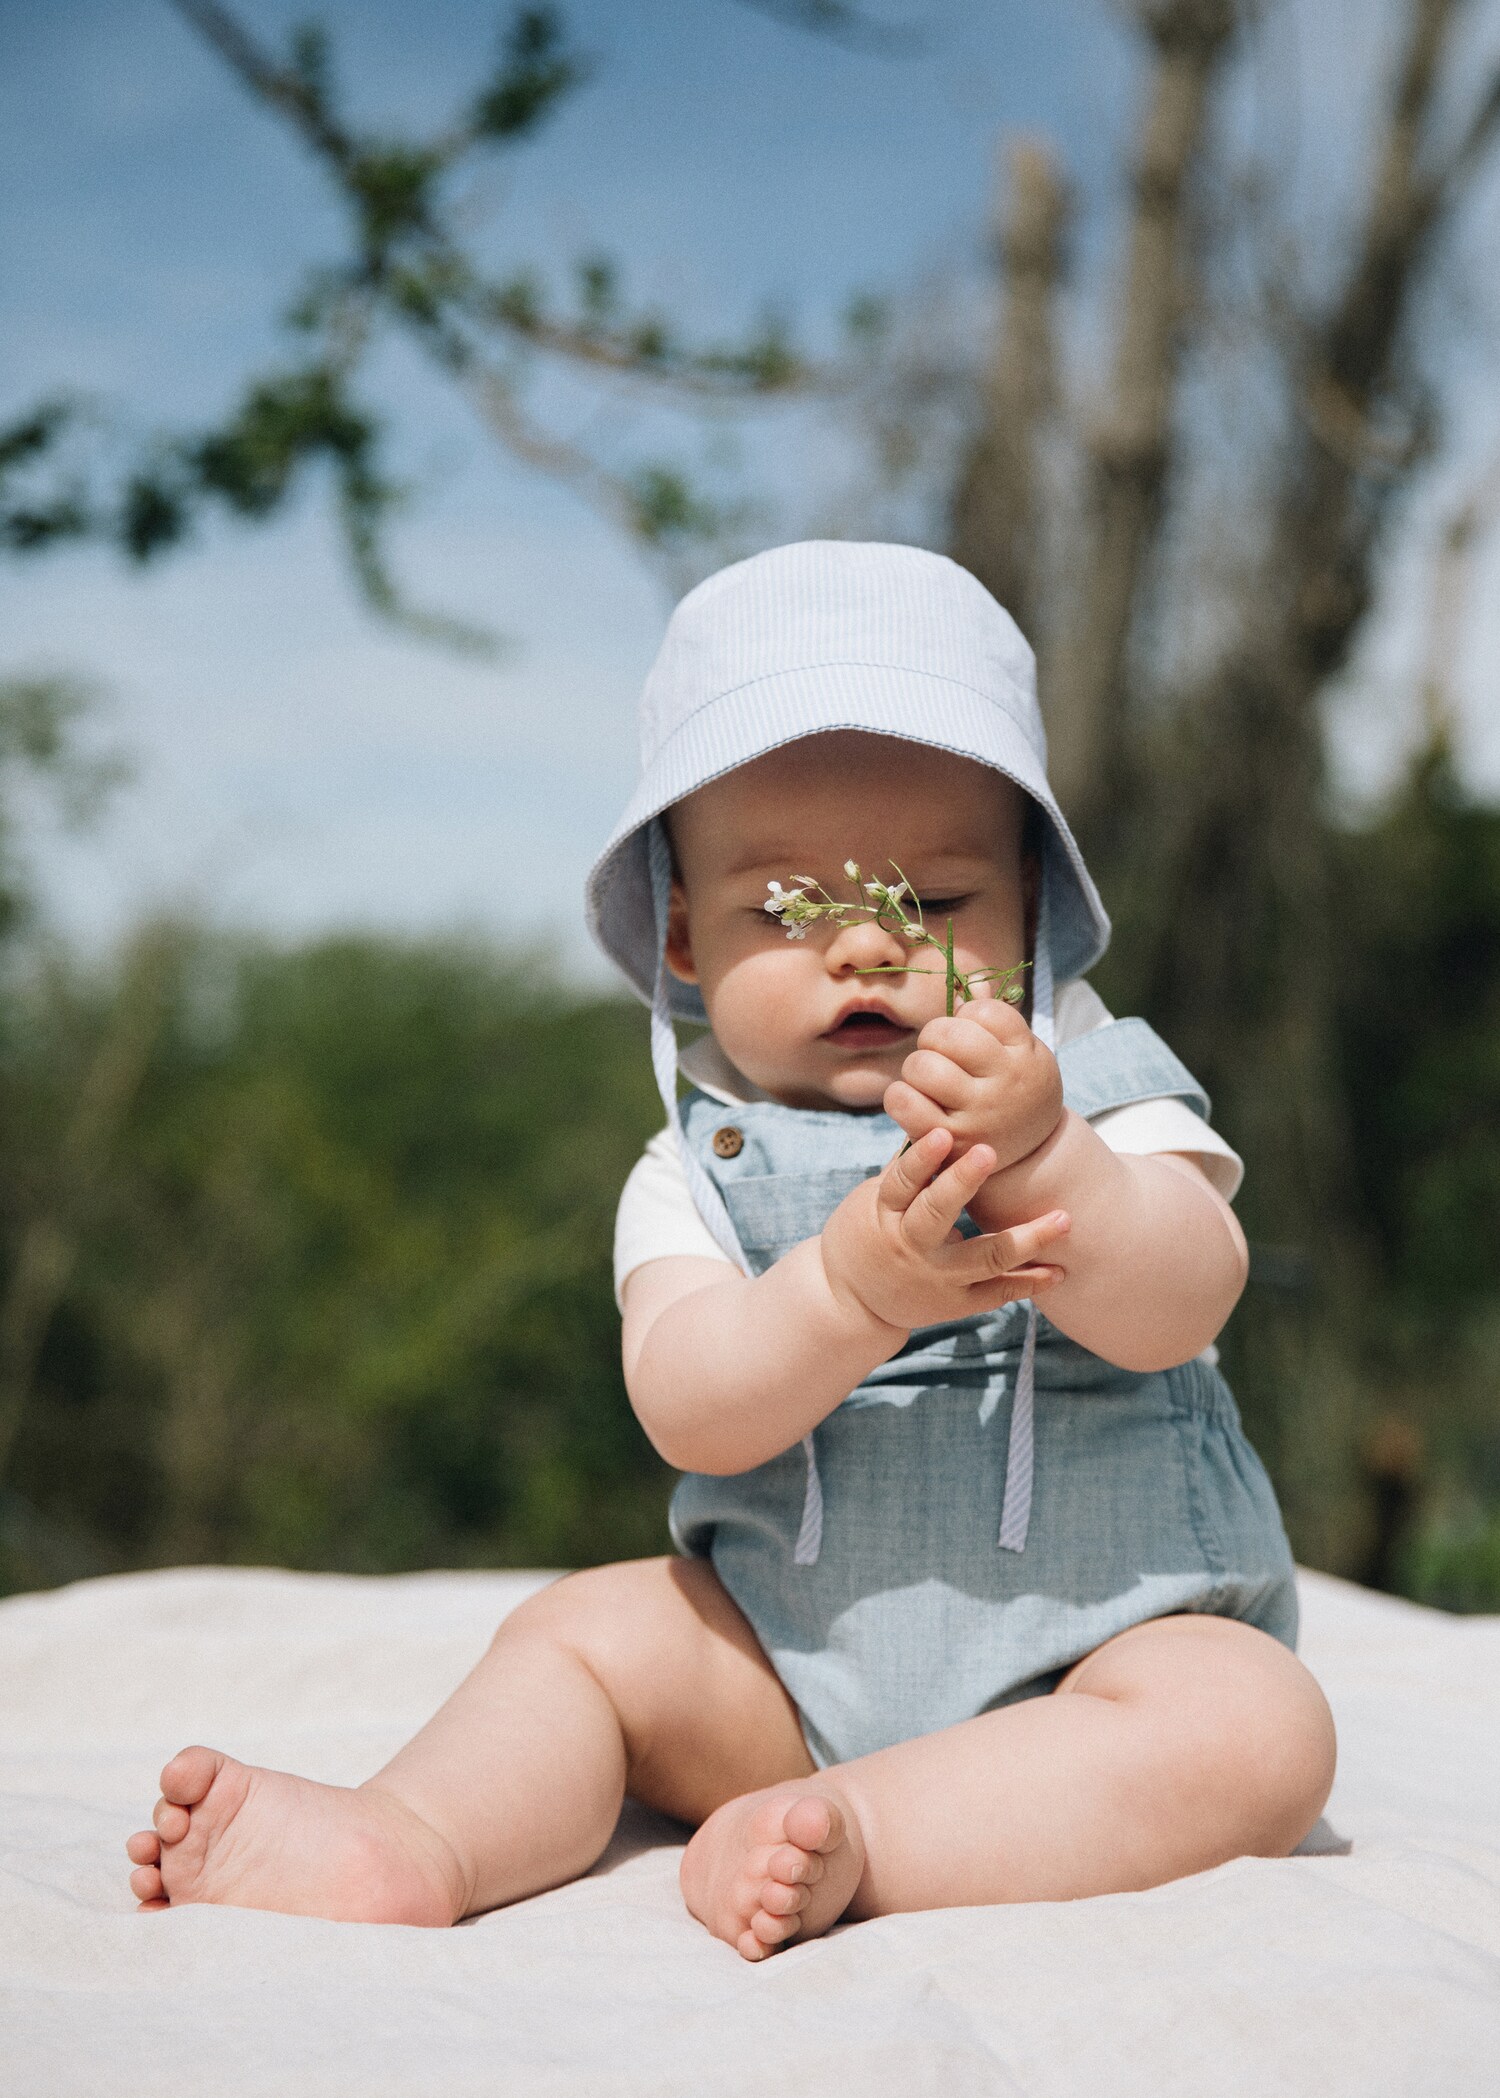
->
[585,662,1110,1023]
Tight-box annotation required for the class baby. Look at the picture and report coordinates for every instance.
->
[126,542,1335,1958]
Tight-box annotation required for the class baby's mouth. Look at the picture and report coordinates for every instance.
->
[821,1009,912,1052]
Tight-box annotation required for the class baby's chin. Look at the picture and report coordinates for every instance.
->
[748,1057,900,1114]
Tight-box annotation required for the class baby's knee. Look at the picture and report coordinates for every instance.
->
[488,1558,679,1678]
[1190,1639,1337,1855]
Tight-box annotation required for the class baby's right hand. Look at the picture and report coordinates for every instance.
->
[819,1128,1070,1335]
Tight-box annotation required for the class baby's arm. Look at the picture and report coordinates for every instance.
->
[885,1005,1247,1373]
[621,1132,1070,1475]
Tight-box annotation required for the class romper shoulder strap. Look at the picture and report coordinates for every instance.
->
[1057,1017,1210,1123]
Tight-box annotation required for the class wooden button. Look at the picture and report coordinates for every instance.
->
[712,1125,744,1159]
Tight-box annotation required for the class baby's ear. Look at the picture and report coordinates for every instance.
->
[664,880,699,984]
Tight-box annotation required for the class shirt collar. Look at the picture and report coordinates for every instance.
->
[677,1033,770,1108]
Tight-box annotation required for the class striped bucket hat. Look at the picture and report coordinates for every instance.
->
[585,538,1108,1017]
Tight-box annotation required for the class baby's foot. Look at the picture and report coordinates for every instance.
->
[679,1781,865,1961]
[124,1745,467,1925]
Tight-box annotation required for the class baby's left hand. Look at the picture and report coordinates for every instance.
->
[884,999,1064,1174]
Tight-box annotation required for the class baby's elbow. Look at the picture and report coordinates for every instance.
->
[629,1391,745,1477]
[1098,1269,1247,1375]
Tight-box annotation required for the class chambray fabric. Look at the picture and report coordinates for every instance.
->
[669,1035,1297,1771]
[585,540,1110,1022]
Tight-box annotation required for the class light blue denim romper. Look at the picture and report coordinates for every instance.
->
[668,1021,1298,1771]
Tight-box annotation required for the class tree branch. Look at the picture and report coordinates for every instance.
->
[948,137,1070,643]
[1047,0,1239,818]
[168,0,355,167]
[729,0,928,55]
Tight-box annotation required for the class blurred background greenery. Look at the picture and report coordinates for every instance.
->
[3,0,1499,1604]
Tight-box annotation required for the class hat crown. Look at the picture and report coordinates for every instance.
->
[640,540,1045,770]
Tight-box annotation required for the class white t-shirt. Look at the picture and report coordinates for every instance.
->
[613,981,1242,1305]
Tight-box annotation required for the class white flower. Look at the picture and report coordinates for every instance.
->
[844,859,860,881]
[764,880,805,916]
[903,923,926,942]
[784,922,808,940]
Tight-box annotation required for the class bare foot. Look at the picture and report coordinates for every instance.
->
[124,1746,467,1924]
[679,1782,865,1961]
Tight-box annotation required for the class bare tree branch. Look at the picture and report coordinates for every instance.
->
[949,138,1071,645]
[168,0,356,168]
[730,0,929,55]
[1419,449,1500,743]
[1048,0,1239,817]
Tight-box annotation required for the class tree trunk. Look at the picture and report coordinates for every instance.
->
[1047,0,1238,823]
[949,138,1070,647]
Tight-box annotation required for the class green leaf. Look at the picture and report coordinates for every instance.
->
[470,7,591,142]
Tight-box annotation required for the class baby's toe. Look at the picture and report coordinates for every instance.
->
[160,1745,221,1808]
[757,1878,808,1918]
[130,1863,164,1903]
[767,1841,824,1885]
[736,1927,770,1962]
[749,1906,801,1947]
[126,1829,160,1866]
[153,1798,191,1842]
[782,1794,841,1854]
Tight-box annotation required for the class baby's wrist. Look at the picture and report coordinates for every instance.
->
[966,1108,1081,1227]
[810,1237,910,1357]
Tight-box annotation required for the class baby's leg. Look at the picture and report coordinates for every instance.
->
[125,1557,814,1922]
[682,1614,1335,1956]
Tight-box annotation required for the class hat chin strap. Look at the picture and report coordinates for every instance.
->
[995,866,1052,1555]
[647,821,747,1270]
[647,817,1048,1566]
[647,821,825,1564]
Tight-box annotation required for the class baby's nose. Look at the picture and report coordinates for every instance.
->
[826,914,906,970]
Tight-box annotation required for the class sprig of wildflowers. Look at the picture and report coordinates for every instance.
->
[764,859,1028,1019]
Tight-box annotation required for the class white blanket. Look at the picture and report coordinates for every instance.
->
[2,1565,1497,2095]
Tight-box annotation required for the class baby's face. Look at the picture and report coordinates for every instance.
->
[666,731,1030,1111]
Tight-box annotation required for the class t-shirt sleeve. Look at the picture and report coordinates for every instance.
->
[1089,1099,1243,1199]
[1055,978,1243,1198]
[613,1128,736,1307]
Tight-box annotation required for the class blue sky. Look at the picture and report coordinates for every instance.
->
[4,0,1498,976]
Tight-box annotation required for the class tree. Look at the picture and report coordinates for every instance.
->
[1,2,861,636]
[944,0,1500,1562]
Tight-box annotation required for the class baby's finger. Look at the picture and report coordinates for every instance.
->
[915,1013,1007,1072]
[959,996,1032,1045]
[945,1211,1070,1283]
[964,1262,1065,1310]
[900,1142,998,1251]
[883,1077,947,1143]
[876,1127,953,1213]
[899,1048,974,1113]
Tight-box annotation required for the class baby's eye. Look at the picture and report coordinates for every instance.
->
[913,894,972,916]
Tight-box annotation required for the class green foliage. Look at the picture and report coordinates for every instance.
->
[1402,1504,1500,1614]
[1334,744,1500,1324]
[0,934,671,1593]
[0,677,123,949]
[470,8,592,142]
[0,402,92,554]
